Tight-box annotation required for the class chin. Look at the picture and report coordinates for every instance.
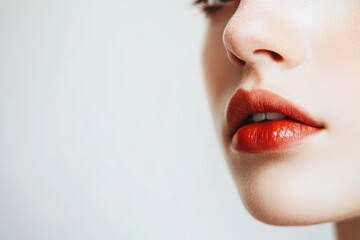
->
[238,175,333,226]
[228,150,360,226]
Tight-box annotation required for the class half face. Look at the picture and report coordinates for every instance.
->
[200,0,360,225]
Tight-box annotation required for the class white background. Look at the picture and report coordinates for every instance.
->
[0,0,334,239]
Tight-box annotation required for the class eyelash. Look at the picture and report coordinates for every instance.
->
[193,0,226,16]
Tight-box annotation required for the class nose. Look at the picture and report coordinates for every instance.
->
[223,2,307,69]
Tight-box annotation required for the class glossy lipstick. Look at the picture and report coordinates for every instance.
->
[226,89,324,153]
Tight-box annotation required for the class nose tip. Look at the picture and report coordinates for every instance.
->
[223,10,307,69]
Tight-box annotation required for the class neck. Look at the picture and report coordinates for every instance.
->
[336,217,360,240]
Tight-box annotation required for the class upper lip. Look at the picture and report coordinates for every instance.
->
[226,89,324,137]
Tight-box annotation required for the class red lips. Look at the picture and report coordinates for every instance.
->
[226,89,324,153]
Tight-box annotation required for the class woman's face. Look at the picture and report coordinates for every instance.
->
[200,0,360,225]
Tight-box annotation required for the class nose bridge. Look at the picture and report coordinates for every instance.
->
[223,1,306,69]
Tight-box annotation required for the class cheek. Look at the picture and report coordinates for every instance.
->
[309,11,360,149]
[202,23,238,126]
[201,4,241,122]
[307,1,360,85]
[311,13,360,83]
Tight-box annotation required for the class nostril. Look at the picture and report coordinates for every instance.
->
[254,49,284,62]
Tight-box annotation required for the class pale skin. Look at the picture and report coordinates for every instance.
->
[197,0,360,239]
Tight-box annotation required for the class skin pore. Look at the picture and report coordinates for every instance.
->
[197,0,360,239]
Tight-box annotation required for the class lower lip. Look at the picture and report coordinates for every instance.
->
[232,119,322,153]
